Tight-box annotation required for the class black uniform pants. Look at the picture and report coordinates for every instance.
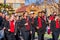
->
[52,31,59,40]
[4,30,10,40]
[31,29,35,40]
[15,30,21,40]
[5,31,16,40]
[22,31,30,40]
[9,32,16,40]
[37,30,45,40]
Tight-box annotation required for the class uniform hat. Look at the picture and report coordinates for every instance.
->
[30,11,34,14]
[29,11,35,15]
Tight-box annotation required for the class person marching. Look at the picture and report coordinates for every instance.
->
[34,12,46,40]
[41,11,47,40]
[29,12,36,40]
[4,15,16,40]
[21,12,32,40]
[49,12,57,40]
[4,15,10,40]
[15,16,22,40]
[50,15,60,40]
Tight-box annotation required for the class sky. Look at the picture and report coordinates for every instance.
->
[25,0,59,5]
[25,0,44,5]
[13,0,59,8]
[55,0,59,3]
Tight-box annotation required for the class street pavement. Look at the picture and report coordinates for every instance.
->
[20,37,60,40]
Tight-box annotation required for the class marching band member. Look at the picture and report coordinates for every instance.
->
[29,12,35,40]
[15,16,21,40]
[34,12,46,40]
[50,15,60,40]
[21,12,32,40]
[4,15,16,40]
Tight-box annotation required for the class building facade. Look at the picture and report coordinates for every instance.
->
[0,0,25,10]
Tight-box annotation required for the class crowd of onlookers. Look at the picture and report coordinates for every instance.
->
[0,11,60,40]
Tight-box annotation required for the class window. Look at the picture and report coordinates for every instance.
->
[13,3,21,8]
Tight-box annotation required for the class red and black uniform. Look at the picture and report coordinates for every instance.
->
[15,19,21,40]
[21,17,31,40]
[34,16,46,40]
[10,20,15,33]
[50,19,60,40]
[4,20,16,40]
[55,19,60,29]
[25,18,30,31]
[49,15,55,21]
[29,17,36,40]
[9,20,16,40]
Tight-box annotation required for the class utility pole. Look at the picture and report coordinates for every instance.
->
[3,0,6,14]
[4,0,6,4]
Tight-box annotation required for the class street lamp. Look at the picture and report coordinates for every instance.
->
[4,0,6,4]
